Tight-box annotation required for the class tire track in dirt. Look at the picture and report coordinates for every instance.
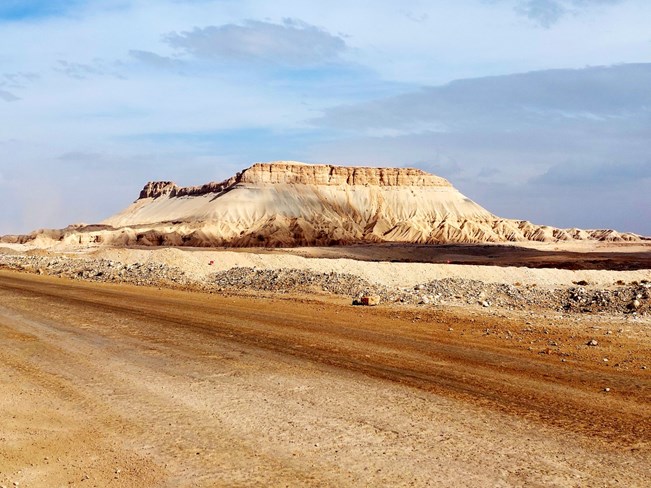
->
[1,270,649,449]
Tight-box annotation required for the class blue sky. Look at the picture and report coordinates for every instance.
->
[1,0,650,235]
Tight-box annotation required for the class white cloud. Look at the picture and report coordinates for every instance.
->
[164,18,347,66]
[515,0,566,27]
[54,59,125,79]
[513,0,624,28]
[128,50,185,71]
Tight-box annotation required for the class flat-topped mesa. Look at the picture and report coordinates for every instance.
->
[239,162,452,187]
[35,159,647,247]
[138,162,452,199]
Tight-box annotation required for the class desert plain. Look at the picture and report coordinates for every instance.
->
[1,238,650,487]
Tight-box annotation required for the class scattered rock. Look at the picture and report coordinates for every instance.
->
[354,295,380,306]
[587,339,599,347]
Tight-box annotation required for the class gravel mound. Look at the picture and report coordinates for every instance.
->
[212,268,379,297]
[0,254,193,288]
[1,253,649,316]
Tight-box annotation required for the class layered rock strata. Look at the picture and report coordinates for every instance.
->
[139,163,450,200]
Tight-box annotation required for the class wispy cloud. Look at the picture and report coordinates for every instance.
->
[164,18,347,67]
[2,71,39,88]
[0,88,20,102]
[477,166,502,178]
[513,0,624,28]
[0,71,39,101]
[532,159,651,186]
[54,59,124,80]
[128,50,185,71]
[316,63,651,133]
[515,0,566,27]
[401,10,429,23]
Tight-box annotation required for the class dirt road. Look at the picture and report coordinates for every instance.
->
[1,270,649,487]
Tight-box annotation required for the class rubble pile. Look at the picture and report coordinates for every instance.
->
[559,284,651,314]
[211,268,649,315]
[1,253,649,316]
[393,278,650,315]
[0,254,192,288]
[211,267,381,297]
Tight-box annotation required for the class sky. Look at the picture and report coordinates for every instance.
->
[1,0,650,235]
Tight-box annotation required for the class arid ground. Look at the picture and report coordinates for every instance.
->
[239,241,651,271]
[1,266,650,487]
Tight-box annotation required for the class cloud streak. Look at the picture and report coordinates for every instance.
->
[316,63,651,133]
[532,160,651,186]
[513,0,624,27]
[0,88,20,101]
[164,18,347,66]
[128,50,185,71]
[54,59,125,80]
[516,0,566,27]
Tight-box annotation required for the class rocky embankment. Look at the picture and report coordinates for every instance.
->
[1,252,648,316]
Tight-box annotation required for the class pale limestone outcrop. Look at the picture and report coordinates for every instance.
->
[138,162,451,200]
[238,162,451,187]
[139,181,178,199]
[139,176,240,199]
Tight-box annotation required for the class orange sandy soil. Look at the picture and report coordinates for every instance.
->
[0,269,649,487]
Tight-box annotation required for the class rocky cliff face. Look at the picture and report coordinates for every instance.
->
[139,181,178,199]
[238,162,451,187]
[139,175,240,199]
[138,162,451,199]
